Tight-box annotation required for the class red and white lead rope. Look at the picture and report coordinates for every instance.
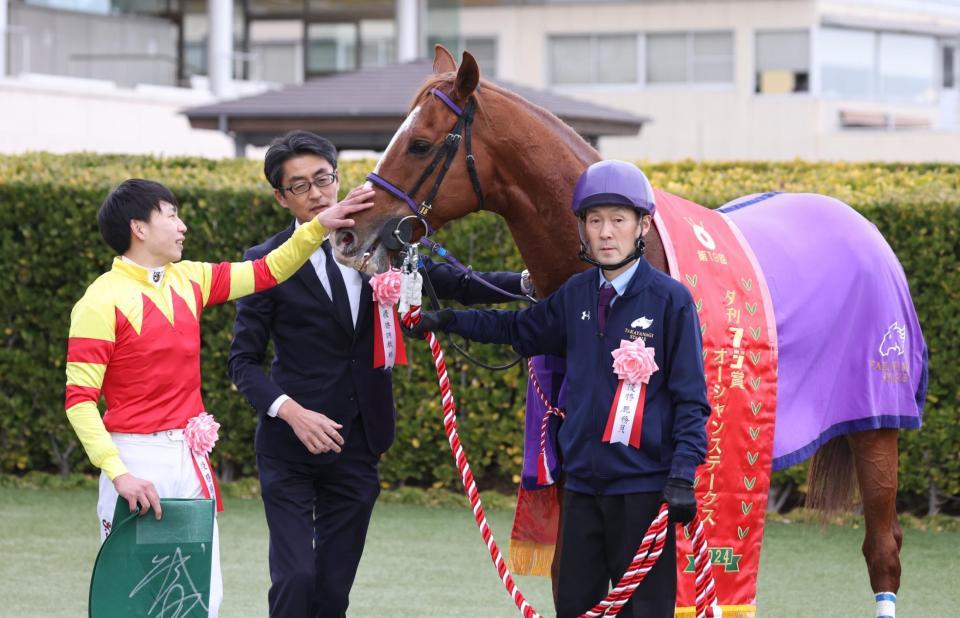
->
[403,305,719,618]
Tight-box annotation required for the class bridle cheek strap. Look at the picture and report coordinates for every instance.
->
[366,88,485,237]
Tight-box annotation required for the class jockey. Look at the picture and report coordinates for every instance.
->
[404,160,710,617]
[65,178,372,616]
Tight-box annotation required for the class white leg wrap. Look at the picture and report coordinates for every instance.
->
[875,591,896,618]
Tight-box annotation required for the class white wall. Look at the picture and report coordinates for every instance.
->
[8,3,177,87]
[0,75,236,157]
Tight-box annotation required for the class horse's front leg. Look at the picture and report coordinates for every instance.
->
[847,428,901,616]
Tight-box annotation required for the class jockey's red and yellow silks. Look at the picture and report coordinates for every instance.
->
[65,217,327,480]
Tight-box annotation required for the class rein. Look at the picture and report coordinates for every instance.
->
[367,87,485,237]
[419,259,524,372]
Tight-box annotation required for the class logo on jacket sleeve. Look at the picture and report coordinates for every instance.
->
[581,310,591,321]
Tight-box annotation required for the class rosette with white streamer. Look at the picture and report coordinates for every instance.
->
[603,338,658,448]
[370,270,408,368]
[184,412,223,511]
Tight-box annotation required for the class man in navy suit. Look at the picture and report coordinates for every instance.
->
[228,131,525,617]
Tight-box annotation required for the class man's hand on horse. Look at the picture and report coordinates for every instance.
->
[316,186,375,230]
[663,477,697,525]
[401,309,455,338]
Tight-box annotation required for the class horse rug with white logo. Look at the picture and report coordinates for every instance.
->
[719,192,928,470]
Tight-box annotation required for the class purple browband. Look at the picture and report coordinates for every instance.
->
[365,88,466,236]
[429,88,463,115]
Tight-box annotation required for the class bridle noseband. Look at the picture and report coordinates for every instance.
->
[366,88,485,236]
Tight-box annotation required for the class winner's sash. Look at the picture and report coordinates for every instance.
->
[655,189,778,618]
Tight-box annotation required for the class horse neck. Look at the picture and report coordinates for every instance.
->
[477,91,600,296]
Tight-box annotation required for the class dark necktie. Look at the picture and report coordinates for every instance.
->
[322,240,353,332]
[598,284,616,332]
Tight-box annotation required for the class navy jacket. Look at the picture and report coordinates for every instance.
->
[228,222,522,463]
[446,258,709,494]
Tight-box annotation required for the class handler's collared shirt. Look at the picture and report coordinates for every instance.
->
[597,259,640,305]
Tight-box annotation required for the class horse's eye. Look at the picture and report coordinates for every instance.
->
[408,140,432,156]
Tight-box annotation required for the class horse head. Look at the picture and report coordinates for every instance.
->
[334,46,496,273]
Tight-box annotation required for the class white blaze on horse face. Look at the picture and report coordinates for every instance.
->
[372,106,422,180]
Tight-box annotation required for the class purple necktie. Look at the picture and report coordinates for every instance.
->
[598,284,616,332]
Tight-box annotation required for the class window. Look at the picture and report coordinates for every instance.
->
[755,30,809,94]
[307,23,357,74]
[878,33,935,101]
[465,37,498,77]
[360,20,396,69]
[548,34,638,85]
[429,36,498,77]
[819,27,936,102]
[820,28,874,98]
[646,31,734,85]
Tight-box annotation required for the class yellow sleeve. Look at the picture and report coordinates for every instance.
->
[65,297,127,480]
[183,216,327,307]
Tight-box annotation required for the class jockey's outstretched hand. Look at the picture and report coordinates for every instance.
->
[316,186,375,230]
[401,309,455,338]
[663,477,697,525]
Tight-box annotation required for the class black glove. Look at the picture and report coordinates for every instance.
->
[401,309,455,338]
[662,477,697,525]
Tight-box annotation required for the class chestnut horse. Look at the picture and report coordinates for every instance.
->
[334,46,922,613]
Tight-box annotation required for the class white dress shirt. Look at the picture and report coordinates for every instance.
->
[268,221,363,417]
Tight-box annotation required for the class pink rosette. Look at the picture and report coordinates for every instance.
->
[611,338,659,385]
[185,412,220,456]
[370,269,402,306]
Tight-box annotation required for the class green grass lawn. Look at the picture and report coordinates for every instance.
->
[1,487,957,616]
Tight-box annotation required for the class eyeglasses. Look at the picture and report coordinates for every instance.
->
[283,172,338,196]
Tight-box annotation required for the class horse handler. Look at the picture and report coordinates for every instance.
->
[404,160,710,617]
[64,178,371,616]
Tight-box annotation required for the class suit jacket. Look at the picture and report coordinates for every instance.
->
[228,222,522,463]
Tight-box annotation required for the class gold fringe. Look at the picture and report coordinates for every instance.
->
[675,606,756,617]
[507,539,555,577]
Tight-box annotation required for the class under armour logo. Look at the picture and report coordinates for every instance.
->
[581,311,591,320]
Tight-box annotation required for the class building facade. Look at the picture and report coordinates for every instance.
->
[2,0,959,160]
[456,0,960,161]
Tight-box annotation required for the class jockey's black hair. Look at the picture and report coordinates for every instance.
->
[98,179,178,255]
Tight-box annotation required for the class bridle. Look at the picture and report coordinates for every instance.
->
[366,86,527,371]
[366,88,485,237]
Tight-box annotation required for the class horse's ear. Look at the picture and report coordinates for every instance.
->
[455,51,480,99]
[433,45,457,74]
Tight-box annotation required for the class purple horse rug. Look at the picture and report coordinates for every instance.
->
[719,192,928,470]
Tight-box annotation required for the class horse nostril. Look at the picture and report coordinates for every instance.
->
[335,230,357,257]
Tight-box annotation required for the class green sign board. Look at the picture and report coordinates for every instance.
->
[89,498,215,617]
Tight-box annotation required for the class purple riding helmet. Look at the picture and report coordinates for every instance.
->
[571,160,656,270]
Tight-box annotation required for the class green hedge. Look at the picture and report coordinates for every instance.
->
[0,154,957,509]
